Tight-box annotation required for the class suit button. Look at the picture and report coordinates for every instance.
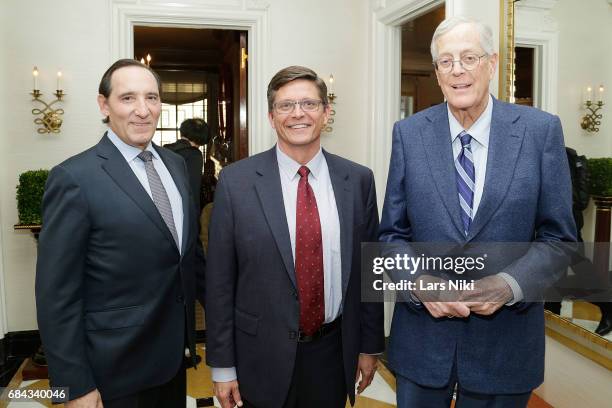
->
[289,331,297,339]
[177,295,185,303]
[291,290,297,299]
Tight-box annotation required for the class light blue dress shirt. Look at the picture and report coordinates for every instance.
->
[446,95,523,303]
[106,129,184,253]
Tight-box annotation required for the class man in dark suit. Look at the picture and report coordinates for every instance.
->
[379,17,576,408]
[164,118,209,211]
[206,66,384,408]
[35,59,206,408]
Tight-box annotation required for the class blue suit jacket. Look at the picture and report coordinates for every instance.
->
[379,98,576,394]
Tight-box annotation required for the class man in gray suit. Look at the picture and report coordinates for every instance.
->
[379,17,576,408]
[206,66,384,408]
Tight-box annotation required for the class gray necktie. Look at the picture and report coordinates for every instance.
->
[137,150,179,248]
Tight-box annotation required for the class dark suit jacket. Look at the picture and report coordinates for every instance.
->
[379,98,576,394]
[164,139,204,210]
[205,147,384,408]
[35,134,206,401]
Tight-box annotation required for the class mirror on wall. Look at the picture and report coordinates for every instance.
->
[500,0,612,370]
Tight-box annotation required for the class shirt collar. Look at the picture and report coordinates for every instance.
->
[276,144,324,181]
[106,128,159,162]
[447,94,492,148]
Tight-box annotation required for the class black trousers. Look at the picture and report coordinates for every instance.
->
[244,321,347,408]
[103,361,187,408]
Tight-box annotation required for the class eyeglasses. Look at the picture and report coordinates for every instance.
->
[433,54,487,74]
[273,99,324,114]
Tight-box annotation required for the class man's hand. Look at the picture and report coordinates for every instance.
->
[461,275,513,315]
[355,354,378,394]
[213,380,243,408]
[65,389,103,408]
[414,275,470,318]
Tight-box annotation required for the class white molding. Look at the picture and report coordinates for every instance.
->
[111,0,272,155]
[368,0,444,336]
[367,0,444,214]
[515,31,558,114]
[515,1,559,115]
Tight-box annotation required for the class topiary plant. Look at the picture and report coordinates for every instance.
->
[587,158,612,197]
[16,169,49,225]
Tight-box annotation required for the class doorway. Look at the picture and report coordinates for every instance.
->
[134,26,248,197]
[400,4,445,118]
[134,26,248,335]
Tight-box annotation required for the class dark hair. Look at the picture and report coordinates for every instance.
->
[267,66,328,112]
[98,59,162,124]
[179,118,209,146]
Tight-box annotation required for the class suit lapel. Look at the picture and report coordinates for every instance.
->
[96,134,179,252]
[468,99,525,240]
[254,149,297,288]
[324,151,353,299]
[155,144,190,255]
[422,104,465,236]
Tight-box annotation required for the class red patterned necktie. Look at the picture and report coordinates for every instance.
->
[295,165,324,336]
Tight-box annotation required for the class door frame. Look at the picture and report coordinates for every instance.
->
[367,0,448,211]
[111,0,271,155]
[367,0,449,335]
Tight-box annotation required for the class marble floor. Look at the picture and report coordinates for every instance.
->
[0,345,397,408]
[0,344,555,407]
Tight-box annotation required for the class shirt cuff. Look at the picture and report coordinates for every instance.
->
[498,272,524,305]
[211,367,237,382]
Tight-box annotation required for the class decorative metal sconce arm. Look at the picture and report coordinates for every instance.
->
[581,101,604,133]
[31,90,65,134]
[325,93,336,133]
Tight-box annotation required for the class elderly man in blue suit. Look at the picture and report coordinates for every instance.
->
[379,16,576,408]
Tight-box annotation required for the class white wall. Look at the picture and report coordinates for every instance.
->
[536,336,612,408]
[1,0,111,332]
[0,6,9,337]
[550,0,612,243]
[0,0,370,332]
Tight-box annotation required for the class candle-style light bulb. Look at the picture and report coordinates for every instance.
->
[33,66,39,91]
[146,54,151,65]
[598,85,604,103]
[329,74,334,94]
[57,70,62,91]
[140,58,145,64]
[586,86,593,103]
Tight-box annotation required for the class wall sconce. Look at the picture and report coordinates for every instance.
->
[325,74,336,133]
[31,66,65,134]
[581,85,605,133]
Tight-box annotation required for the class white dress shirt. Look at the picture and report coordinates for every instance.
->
[446,95,522,303]
[211,145,343,382]
[106,129,183,253]
[276,145,343,323]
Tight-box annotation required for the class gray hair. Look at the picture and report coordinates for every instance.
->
[430,16,495,60]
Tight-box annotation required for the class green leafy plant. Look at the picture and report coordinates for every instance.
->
[587,158,612,197]
[16,169,49,225]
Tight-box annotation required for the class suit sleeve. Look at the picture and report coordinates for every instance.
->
[205,171,237,367]
[35,165,97,400]
[503,115,577,301]
[360,170,385,354]
[379,122,412,243]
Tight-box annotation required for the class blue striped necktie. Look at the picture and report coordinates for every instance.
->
[455,131,475,235]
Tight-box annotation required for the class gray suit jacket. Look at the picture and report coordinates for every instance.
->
[205,147,384,407]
